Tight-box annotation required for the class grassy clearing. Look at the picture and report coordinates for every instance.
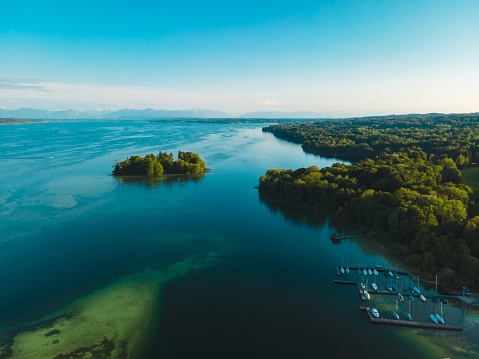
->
[461,166,479,189]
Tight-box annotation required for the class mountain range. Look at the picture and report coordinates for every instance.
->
[0,108,325,120]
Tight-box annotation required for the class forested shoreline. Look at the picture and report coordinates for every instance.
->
[113,150,207,176]
[259,114,479,288]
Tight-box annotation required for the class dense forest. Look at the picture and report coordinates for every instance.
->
[259,113,479,288]
[113,150,207,176]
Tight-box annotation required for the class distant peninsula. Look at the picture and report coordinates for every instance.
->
[113,151,207,176]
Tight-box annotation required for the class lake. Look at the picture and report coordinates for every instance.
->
[0,121,477,358]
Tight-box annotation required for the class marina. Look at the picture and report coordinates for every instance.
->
[334,264,470,331]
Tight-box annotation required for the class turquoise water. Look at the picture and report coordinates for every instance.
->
[0,121,477,358]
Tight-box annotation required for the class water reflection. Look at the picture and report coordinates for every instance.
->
[258,195,329,229]
[115,174,205,187]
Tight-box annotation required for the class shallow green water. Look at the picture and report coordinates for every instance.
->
[0,121,477,358]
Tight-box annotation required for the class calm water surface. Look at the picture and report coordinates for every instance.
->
[0,121,477,358]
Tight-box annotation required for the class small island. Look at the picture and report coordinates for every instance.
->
[113,150,207,176]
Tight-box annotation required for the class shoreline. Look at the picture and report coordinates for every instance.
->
[259,195,475,292]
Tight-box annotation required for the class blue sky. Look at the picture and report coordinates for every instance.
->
[1,0,478,116]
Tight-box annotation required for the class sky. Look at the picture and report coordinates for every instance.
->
[1,0,478,116]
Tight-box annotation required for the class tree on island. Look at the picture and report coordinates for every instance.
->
[113,151,207,176]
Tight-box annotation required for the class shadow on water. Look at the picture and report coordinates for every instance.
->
[258,195,330,229]
[114,174,205,187]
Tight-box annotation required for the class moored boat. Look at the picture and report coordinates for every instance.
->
[430,314,439,324]
[372,283,377,291]
[431,296,438,303]
[435,313,444,324]
[373,269,379,276]
[363,290,370,300]
[405,312,412,321]
[398,293,404,302]
[367,269,373,275]
[386,283,393,291]
[361,282,366,290]
[330,233,342,241]
[420,294,426,302]
[409,294,415,302]
[371,308,379,318]
[392,311,400,320]
[439,296,448,304]
[392,284,399,292]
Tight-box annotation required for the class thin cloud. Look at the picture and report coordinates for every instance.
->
[0,78,231,110]
[261,99,283,105]
[0,78,47,91]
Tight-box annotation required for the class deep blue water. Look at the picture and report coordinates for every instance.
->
[0,121,476,358]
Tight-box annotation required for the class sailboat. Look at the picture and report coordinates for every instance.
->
[412,276,421,294]
[392,298,400,320]
[363,278,370,300]
[436,302,445,324]
[404,299,413,321]
[434,275,445,324]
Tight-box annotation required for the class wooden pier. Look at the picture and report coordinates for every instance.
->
[364,307,464,331]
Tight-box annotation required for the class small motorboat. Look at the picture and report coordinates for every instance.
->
[367,269,373,275]
[386,284,393,291]
[373,269,379,276]
[398,293,404,302]
[361,282,366,290]
[371,308,379,318]
[392,311,400,320]
[420,295,426,302]
[363,290,370,300]
[372,283,378,291]
[405,312,412,321]
[392,284,399,292]
[358,268,362,275]
[430,314,439,324]
[439,297,448,304]
[409,294,415,303]
[431,296,438,303]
